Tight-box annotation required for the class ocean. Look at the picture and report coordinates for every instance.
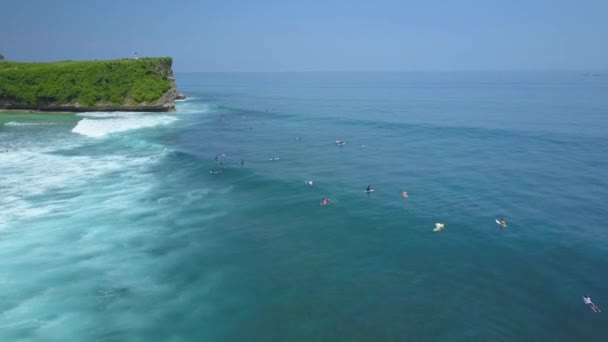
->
[1,71,607,341]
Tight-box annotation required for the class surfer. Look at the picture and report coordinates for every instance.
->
[320,198,330,206]
[434,222,445,231]
[583,295,601,312]
[498,218,507,227]
[366,185,374,192]
[402,191,408,198]
[241,159,245,166]
[210,169,221,174]
[306,180,314,186]
[336,139,345,146]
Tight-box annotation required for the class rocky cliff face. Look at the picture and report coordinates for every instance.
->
[0,58,184,112]
[152,67,179,111]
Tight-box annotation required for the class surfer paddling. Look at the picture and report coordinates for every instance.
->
[583,295,601,312]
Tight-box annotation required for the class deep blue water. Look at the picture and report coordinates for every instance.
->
[1,72,608,341]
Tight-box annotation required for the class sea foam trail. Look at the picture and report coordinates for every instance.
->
[72,112,177,138]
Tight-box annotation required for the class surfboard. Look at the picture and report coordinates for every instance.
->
[365,189,375,193]
[433,223,445,232]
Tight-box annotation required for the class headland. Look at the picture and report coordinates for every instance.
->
[0,57,184,112]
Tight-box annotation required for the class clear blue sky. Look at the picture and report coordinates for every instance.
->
[1,0,607,71]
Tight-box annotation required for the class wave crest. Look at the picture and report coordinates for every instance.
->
[72,113,177,138]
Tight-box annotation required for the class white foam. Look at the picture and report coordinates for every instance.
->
[76,111,140,119]
[0,116,202,337]
[4,121,56,127]
[0,144,160,228]
[72,114,177,138]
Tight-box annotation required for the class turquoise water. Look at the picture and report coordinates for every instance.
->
[1,72,608,341]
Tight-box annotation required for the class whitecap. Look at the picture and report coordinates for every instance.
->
[72,114,177,138]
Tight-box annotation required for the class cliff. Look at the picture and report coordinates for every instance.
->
[0,57,182,112]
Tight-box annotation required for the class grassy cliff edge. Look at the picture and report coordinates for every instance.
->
[0,57,180,112]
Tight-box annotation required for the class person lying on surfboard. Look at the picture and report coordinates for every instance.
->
[583,295,601,312]
[497,218,507,227]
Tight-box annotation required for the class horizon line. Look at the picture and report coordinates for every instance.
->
[174,69,607,73]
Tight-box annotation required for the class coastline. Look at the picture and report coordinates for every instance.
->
[0,105,175,113]
[0,109,72,115]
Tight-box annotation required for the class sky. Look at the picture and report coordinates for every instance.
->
[1,0,607,72]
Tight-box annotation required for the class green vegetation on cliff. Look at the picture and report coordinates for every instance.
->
[0,57,173,107]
